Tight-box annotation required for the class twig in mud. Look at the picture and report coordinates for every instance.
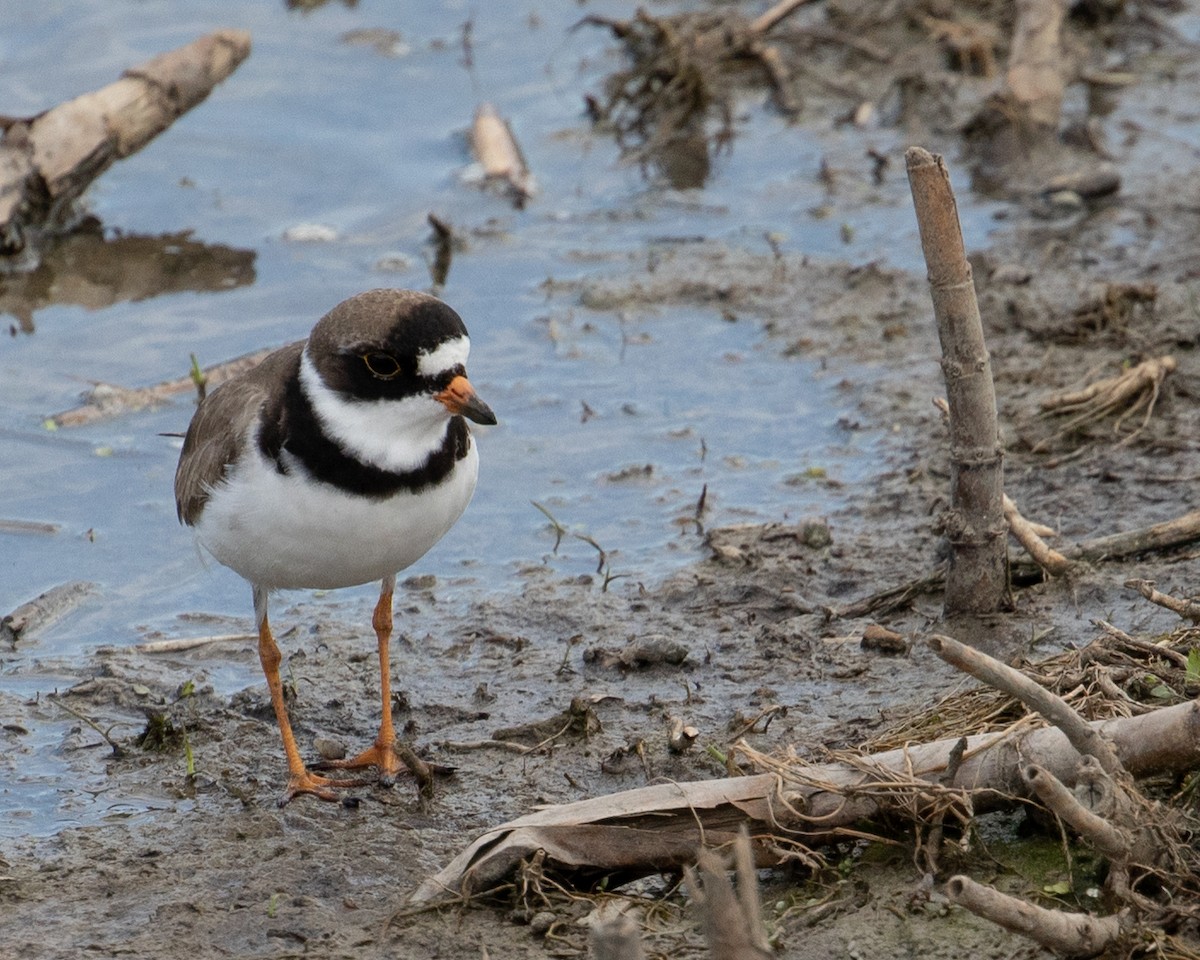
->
[1002,493,1072,576]
[437,738,553,756]
[1124,579,1200,624]
[49,346,275,428]
[49,695,127,758]
[920,736,970,874]
[531,500,567,553]
[440,714,582,758]
[532,502,627,592]
[133,633,255,653]
[726,704,787,741]
[827,565,947,620]
[1035,355,1176,452]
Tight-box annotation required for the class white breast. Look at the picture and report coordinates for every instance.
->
[193,435,479,590]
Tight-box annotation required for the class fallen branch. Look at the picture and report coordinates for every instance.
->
[48,346,275,428]
[1023,760,1130,862]
[945,875,1123,958]
[412,700,1200,901]
[1,30,251,267]
[1124,578,1200,624]
[132,633,255,654]
[1002,493,1072,576]
[1068,508,1200,564]
[928,633,1125,779]
[1,581,96,645]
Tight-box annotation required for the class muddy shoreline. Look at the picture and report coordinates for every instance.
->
[5,1,1200,958]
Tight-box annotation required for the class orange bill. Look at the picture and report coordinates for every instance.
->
[435,375,496,425]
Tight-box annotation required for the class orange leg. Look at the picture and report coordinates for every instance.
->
[312,576,406,785]
[254,587,359,806]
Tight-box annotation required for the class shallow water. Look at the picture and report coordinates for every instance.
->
[0,0,993,834]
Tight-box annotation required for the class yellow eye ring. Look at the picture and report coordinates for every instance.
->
[363,352,402,380]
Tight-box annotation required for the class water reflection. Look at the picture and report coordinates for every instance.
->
[0,218,255,334]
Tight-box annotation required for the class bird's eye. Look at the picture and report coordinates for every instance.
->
[363,353,402,380]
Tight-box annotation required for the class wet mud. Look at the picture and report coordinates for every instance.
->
[5,2,1200,958]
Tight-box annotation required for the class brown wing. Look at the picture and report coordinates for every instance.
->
[173,342,305,526]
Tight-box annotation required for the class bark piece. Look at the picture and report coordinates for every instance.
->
[906,147,1006,615]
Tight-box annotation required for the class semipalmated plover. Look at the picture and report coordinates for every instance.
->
[174,289,495,805]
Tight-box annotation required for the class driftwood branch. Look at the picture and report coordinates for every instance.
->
[48,346,274,428]
[1068,509,1200,564]
[945,875,1123,958]
[413,700,1200,901]
[0,29,251,266]
[470,103,535,208]
[1002,493,1072,576]
[928,633,1125,779]
[1124,578,1200,623]
[1,581,97,645]
[1023,761,1130,862]
[906,146,1006,615]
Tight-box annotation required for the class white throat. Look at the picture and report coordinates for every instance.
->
[299,350,452,473]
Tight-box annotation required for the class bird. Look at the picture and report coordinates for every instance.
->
[174,289,496,806]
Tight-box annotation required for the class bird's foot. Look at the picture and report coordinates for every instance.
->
[278,768,371,807]
[311,740,406,787]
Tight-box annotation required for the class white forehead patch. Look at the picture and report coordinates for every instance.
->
[417,336,470,377]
